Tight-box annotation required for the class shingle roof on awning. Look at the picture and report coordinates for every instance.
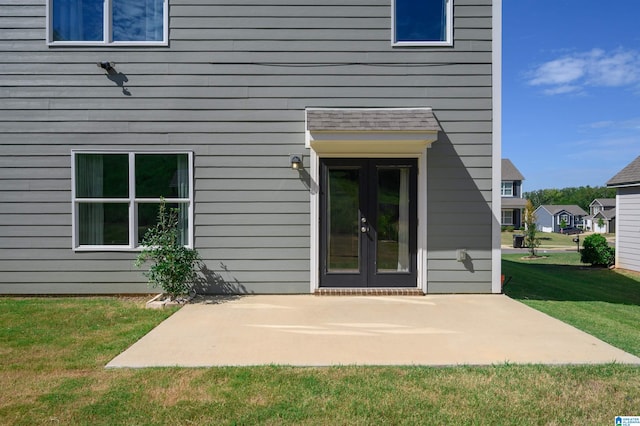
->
[305,108,441,155]
[306,108,441,132]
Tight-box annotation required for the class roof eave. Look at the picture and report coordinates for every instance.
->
[607,181,640,188]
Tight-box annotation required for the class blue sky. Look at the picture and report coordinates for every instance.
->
[502,0,640,191]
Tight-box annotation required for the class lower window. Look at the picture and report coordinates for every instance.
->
[501,210,514,226]
[72,151,193,250]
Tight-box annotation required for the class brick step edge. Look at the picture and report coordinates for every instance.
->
[314,288,424,296]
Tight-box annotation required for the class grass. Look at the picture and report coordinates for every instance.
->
[503,252,640,357]
[1,268,640,424]
[501,231,613,249]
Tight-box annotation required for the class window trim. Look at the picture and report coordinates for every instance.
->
[47,0,169,46]
[501,209,514,226]
[71,150,194,251]
[391,0,453,47]
[558,214,570,226]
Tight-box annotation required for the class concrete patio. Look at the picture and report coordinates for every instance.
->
[107,294,640,368]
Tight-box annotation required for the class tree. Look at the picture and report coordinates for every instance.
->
[523,199,540,257]
[524,186,616,211]
[559,217,567,230]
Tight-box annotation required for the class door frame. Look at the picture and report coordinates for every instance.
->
[309,150,428,293]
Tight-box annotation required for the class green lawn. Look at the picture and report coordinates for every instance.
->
[2,264,640,424]
[501,231,613,249]
[503,252,640,358]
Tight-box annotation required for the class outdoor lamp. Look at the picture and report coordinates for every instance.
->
[289,154,303,170]
[97,61,115,72]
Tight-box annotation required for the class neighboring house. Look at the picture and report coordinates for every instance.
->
[607,155,640,273]
[534,205,588,233]
[501,159,526,229]
[0,1,502,295]
[584,199,616,233]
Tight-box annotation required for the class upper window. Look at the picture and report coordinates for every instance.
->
[392,0,453,46]
[48,0,167,45]
[501,181,514,197]
[72,151,193,250]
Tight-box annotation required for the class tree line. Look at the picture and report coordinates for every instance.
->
[524,186,616,212]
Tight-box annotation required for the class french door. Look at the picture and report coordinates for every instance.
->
[319,158,418,288]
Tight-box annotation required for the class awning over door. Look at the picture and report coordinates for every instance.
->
[305,108,441,155]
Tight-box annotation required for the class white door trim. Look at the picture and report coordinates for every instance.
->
[308,149,429,293]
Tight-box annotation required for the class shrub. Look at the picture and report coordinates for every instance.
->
[135,200,201,299]
[580,234,614,267]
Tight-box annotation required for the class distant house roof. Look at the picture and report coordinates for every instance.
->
[306,108,441,132]
[607,155,640,187]
[590,198,616,208]
[538,205,588,216]
[502,159,525,181]
[593,208,616,220]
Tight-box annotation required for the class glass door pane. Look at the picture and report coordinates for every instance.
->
[376,167,410,273]
[327,168,360,273]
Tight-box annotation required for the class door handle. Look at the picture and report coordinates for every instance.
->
[360,217,369,233]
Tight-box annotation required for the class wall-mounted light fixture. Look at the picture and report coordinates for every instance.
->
[456,248,467,262]
[97,61,115,73]
[289,154,303,170]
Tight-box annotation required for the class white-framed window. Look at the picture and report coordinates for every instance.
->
[501,181,514,197]
[558,214,570,226]
[47,0,168,46]
[71,151,193,250]
[501,210,514,226]
[392,0,453,46]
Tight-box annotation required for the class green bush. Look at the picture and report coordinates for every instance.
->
[580,234,614,267]
[135,200,201,299]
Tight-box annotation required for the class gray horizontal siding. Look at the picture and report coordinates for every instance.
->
[0,0,495,294]
[427,281,493,294]
[1,270,310,283]
[0,99,493,115]
[1,86,492,100]
[0,63,493,76]
[0,259,311,272]
[0,74,493,87]
[617,188,640,272]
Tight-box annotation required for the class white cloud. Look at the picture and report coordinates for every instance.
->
[528,57,586,86]
[542,85,582,95]
[526,48,640,95]
[581,117,640,132]
[586,120,615,129]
